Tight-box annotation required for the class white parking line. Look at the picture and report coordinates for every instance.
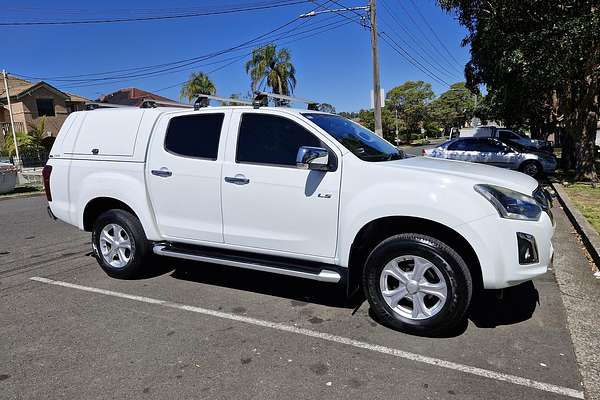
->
[30,276,584,399]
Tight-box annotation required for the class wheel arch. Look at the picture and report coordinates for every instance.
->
[347,216,483,295]
[83,197,139,232]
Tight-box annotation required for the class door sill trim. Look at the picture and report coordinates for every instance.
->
[152,244,341,283]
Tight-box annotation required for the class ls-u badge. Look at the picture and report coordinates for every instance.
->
[318,193,332,198]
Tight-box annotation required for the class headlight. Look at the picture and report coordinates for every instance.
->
[474,184,542,221]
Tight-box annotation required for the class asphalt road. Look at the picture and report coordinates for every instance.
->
[0,195,593,399]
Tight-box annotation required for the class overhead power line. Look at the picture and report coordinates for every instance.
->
[379,0,460,81]
[0,0,310,26]
[379,32,451,88]
[406,0,464,71]
[393,0,463,75]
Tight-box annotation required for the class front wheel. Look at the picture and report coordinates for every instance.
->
[92,209,151,279]
[363,233,472,336]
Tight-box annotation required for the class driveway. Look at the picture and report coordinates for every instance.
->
[0,196,595,399]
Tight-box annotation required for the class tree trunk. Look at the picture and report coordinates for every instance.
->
[574,109,598,182]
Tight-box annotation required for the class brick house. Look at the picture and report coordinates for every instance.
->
[0,76,88,149]
[97,87,175,107]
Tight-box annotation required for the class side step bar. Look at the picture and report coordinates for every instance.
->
[152,244,342,283]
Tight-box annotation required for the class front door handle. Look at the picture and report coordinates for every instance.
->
[224,176,250,185]
[151,168,172,178]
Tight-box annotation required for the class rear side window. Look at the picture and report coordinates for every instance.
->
[472,140,504,152]
[165,113,224,160]
[236,113,322,166]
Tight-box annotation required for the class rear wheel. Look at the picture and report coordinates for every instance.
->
[363,233,472,335]
[92,209,150,279]
[519,160,542,177]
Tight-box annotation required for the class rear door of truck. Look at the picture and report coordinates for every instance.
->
[146,110,231,243]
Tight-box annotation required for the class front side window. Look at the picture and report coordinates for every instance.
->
[302,113,401,162]
[36,99,55,116]
[236,113,322,166]
[165,113,224,159]
[472,140,505,153]
[447,139,476,151]
[498,130,519,140]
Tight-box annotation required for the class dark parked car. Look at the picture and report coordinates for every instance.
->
[424,137,557,177]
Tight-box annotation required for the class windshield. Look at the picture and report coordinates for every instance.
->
[302,113,402,162]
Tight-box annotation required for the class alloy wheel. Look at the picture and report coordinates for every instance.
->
[379,255,449,320]
[99,223,132,269]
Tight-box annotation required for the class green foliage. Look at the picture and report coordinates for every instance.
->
[386,81,434,137]
[180,72,216,102]
[437,0,600,181]
[2,117,47,156]
[429,82,476,130]
[318,103,336,114]
[245,44,296,97]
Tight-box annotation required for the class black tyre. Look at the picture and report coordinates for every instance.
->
[92,209,151,279]
[363,233,472,336]
[519,160,542,178]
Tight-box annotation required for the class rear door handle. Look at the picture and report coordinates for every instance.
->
[224,176,250,185]
[151,168,172,177]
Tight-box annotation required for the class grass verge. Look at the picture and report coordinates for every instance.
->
[562,183,600,234]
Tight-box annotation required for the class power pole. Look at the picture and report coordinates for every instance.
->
[2,70,21,170]
[369,0,383,136]
[299,2,383,136]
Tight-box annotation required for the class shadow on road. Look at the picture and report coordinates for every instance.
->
[142,258,539,337]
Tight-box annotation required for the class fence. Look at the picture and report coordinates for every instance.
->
[0,150,49,169]
[1,121,26,135]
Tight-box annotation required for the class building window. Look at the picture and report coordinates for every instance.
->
[36,99,55,117]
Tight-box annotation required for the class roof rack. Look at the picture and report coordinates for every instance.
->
[85,102,131,110]
[193,94,253,110]
[140,98,193,109]
[252,92,320,110]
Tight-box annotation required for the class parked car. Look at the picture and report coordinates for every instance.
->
[44,104,554,336]
[424,137,557,177]
[474,126,553,152]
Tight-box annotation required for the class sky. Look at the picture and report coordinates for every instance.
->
[0,0,470,112]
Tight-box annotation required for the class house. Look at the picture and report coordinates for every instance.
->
[0,75,88,150]
[97,87,175,107]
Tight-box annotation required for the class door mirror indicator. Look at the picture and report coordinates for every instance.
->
[296,146,330,171]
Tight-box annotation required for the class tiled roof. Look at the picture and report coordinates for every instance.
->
[97,87,174,106]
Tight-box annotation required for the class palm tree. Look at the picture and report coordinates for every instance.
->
[245,44,296,97]
[180,72,216,102]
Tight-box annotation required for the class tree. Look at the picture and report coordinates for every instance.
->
[2,117,47,157]
[386,81,434,142]
[437,0,599,182]
[245,44,296,98]
[180,72,216,102]
[429,82,476,134]
[318,103,336,113]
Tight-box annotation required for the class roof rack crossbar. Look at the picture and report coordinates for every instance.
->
[140,98,193,109]
[85,102,134,110]
[193,94,253,110]
[252,92,320,110]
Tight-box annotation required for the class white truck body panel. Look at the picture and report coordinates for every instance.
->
[47,106,554,290]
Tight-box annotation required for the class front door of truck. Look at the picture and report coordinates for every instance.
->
[220,111,341,258]
[147,112,229,243]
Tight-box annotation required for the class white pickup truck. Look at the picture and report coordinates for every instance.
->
[44,102,554,335]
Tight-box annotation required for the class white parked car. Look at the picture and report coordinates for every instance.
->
[44,100,555,335]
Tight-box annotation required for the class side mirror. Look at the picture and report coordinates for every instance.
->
[296,146,330,171]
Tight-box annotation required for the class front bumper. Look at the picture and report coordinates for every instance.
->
[460,209,555,289]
